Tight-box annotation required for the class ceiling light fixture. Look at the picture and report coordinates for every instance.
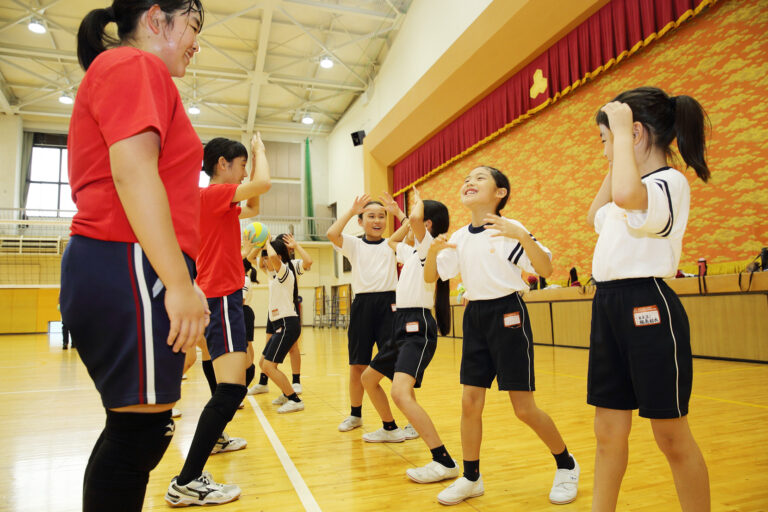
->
[28,18,46,34]
[301,114,314,125]
[188,104,201,115]
[319,56,334,69]
[58,92,74,105]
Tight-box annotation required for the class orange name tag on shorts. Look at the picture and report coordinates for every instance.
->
[391,304,397,312]
[406,321,419,333]
[503,312,521,328]
[633,305,661,326]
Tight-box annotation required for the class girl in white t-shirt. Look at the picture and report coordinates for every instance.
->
[361,188,459,483]
[425,166,578,506]
[586,86,711,511]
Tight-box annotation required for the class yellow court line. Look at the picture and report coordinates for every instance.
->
[692,394,768,410]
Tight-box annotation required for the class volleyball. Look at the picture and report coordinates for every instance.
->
[244,222,269,248]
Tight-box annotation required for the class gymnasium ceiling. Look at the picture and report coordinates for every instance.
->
[0,0,412,136]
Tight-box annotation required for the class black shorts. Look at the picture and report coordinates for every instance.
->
[263,316,301,363]
[243,304,255,343]
[587,278,692,419]
[347,291,396,365]
[265,314,275,335]
[60,236,192,408]
[369,308,438,388]
[461,292,535,391]
[205,290,247,361]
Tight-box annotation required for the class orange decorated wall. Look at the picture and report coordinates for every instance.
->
[415,0,768,283]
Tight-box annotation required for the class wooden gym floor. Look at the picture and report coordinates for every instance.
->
[0,327,766,511]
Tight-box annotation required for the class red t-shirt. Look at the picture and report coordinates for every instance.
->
[67,47,203,259]
[196,184,243,298]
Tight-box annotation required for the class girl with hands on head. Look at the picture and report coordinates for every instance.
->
[587,86,711,512]
[325,192,401,432]
[361,185,457,487]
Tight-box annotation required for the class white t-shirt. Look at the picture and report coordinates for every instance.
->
[592,167,690,281]
[268,261,298,321]
[395,231,435,309]
[436,219,551,301]
[335,233,397,293]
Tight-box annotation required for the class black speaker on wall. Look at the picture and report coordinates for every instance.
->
[351,130,366,146]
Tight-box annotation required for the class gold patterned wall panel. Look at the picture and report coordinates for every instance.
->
[417,0,767,283]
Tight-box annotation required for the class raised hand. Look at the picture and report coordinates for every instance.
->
[251,131,265,154]
[350,194,372,215]
[379,191,402,218]
[600,101,634,138]
[282,233,297,250]
[484,214,527,240]
[429,234,457,253]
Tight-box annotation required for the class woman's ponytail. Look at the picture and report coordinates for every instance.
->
[77,8,118,70]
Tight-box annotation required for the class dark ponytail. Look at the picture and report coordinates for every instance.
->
[77,0,204,70]
[203,137,247,177]
[595,86,710,182]
[673,95,710,182]
[77,8,117,70]
[422,199,451,336]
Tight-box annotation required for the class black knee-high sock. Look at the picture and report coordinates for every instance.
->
[177,383,247,486]
[83,410,174,512]
[245,364,255,388]
[258,373,269,386]
[201,359,217,396]
[292,373,301,384]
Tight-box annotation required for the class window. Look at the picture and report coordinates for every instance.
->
[26,133,73,217]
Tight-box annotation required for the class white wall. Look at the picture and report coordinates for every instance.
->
[327,0,493,226]
[0,115,23,210]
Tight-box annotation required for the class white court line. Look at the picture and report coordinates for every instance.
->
[247,396,321,511]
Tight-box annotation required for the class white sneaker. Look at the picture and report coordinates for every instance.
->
[403,423,419,440]
[171,408,182,418]
[338,416,363,432]
[247,383,269,395]
[165,471,241,506]
[549,456,579,504]
[210,432,247,455]
[277,399,304,413]
[362,427,406,443]
[272,394,288,405]
[406,459,460,483]
[437,475,484,506]
[292,382,303,394]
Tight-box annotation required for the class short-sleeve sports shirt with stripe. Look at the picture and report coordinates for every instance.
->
[592,167,690,281]
[436,219,551,301]
[67,47,203,259]
[268,262,298,321]
[395,231,435,309]
[335,234,397,293]
[196,184,243,298]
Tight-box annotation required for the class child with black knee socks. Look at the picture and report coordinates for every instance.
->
[62,3,208,511]
[165,134,270,506]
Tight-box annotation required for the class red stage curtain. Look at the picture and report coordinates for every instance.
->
[392,0,714,196]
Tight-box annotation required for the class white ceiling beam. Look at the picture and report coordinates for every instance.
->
[268,74,365,91]
[246,5,274,138]
[204,4,266,31]
[0,70,15,112]
[279,7,367,86]
[282,0,397,22]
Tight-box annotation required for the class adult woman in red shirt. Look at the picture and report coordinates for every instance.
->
[61,1,207,510]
